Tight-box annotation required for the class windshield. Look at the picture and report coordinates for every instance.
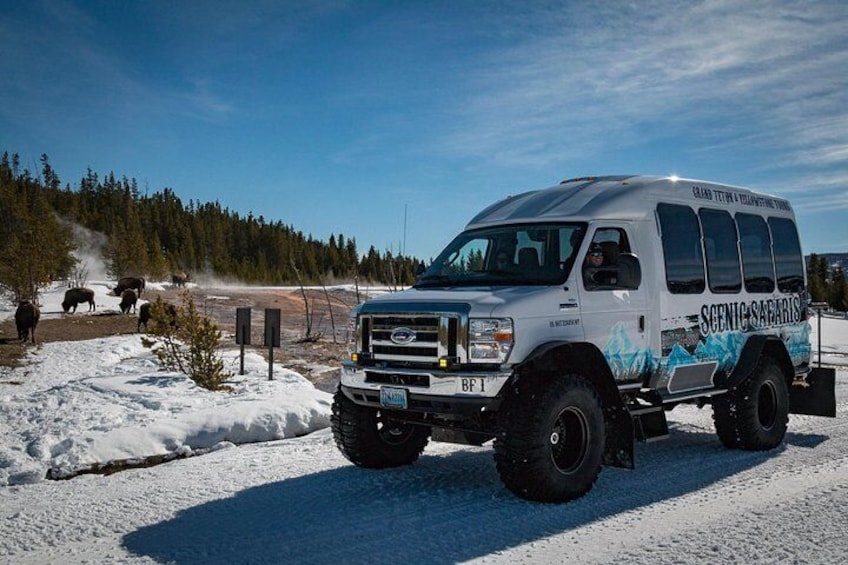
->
[415,223,587,288]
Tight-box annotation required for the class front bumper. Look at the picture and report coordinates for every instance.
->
[340,362,513,416]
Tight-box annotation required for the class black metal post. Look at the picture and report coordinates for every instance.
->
[268,343,274,380]
[264,308,281,381]
[236,308,251,376]
[818,307,822,368]
[810,302,828,368]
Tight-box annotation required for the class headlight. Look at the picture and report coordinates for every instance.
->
[469,318,513,363]
[346,315,358,362]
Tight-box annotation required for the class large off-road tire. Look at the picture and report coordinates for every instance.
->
[494,374,605,503]
[713,357,789,450]
[331,387,430,468]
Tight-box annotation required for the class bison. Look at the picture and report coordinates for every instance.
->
[15,300,40,344]
[137,302,150,332]
[61,287,96,313]
[119,289,138,314]
[114,276,145,297]
[137,301,178,332]
[171,272,189,288]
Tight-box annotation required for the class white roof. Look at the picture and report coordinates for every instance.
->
[465,175,794,229]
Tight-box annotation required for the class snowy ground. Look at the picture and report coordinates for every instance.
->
[1,285,846,563]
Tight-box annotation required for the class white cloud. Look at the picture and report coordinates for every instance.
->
[440,1,848,174]
[780,175,848,207]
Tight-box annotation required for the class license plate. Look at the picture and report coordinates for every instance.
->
[457,377,487,394]
[380,386,408,409]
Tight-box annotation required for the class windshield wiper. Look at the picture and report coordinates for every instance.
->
[414,274,453,287]
[418,274,451,282]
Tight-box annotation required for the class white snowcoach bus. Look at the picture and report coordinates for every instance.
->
[331,175,836,502]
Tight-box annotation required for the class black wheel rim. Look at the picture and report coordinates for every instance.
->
[549,407,589,474]
[758,380,778,430]
[377,412,416,446]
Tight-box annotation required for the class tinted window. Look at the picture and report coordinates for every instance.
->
[736,213,775,293]
[582,227,637,291]
[699,209,741,293]
[416,223,586,287]
[768,217,805,293]
[657,203,705,294]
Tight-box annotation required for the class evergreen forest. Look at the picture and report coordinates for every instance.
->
[806,254,848,312]
[0,152,422,301]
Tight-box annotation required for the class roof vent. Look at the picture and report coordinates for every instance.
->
[560,176,597,185]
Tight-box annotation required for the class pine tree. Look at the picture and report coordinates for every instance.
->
[830,267,848,311]
[40,153,60,191]
[147,232,169,280]
[142,293,230,391]
[0,157,76,301]
[807,254,828,303]
[814,255,829,286]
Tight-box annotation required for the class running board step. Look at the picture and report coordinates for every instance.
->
[629,406,669,442]
[660,387,728,404]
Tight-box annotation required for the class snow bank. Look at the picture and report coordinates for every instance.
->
[0,335,332,486]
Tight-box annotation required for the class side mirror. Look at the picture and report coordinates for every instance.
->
[616,254,642,289]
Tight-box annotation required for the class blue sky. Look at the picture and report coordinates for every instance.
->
[2,0,847,260]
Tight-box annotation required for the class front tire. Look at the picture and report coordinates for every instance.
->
[713,357,789,450]
[331,387,430,468]
[494,374,605,502]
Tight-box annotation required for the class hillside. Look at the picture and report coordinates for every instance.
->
[0,152,422,295]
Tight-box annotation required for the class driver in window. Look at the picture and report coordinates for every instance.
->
[583,243,617,287]
[494,250,514,271]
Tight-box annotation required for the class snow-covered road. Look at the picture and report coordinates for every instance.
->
[3,382,846,564]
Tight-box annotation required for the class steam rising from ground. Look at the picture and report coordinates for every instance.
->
[65,221,110,285]
[59,219,370,290]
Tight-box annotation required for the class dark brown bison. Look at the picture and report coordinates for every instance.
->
[62,287,96,313]
[114,277,145,297]
[15,300,40,344]
[171,272,189,288]
[137,302,150,332]
[137,301,178,332]
[119,289,138,314]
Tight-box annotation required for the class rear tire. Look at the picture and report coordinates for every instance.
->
[713,357,789,450]
[331,387,430,468]
[494,374,605,502]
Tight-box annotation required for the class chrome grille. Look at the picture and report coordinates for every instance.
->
[364,314,461,364]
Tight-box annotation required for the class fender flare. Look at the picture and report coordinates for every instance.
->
[722,334,793,390]
[515,341,635,469]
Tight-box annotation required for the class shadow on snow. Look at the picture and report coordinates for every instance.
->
[122,425,829,565]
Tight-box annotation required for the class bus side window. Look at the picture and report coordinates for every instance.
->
[699,208,741,293]
[657,203,705,294]
[768,217,805,293]
[737,213,775,293]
